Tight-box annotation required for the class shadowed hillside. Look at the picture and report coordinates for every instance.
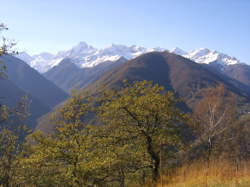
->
[0,55,69,128]
[224,63,250,87]
[0,79,49,128]
[84,51,250,107]
[44,57,127,92]
[1,55,68,108]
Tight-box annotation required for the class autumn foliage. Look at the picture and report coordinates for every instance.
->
[0,80,250,186]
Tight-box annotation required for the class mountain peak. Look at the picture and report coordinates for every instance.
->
[188,48,211,58]
[170,47,187,56]
[17,43,244,73]
[74,41,95,50]
[185,48,241,65]
[69,42,97,56]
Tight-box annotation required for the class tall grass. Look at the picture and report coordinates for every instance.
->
[157,160,250,187]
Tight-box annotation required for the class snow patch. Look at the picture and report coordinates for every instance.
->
[17,43,242,73]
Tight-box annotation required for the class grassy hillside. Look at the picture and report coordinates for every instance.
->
[157,161,250,187]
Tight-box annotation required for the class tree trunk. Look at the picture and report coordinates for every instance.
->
[140,170,146,186]
[207,137,212,163]
[118,168,125,187]
[144,133,160,182]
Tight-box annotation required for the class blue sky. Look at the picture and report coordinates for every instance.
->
[1,0,250,63]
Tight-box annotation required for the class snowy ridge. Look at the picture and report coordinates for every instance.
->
[17,42,165,73]
[17,42,242,73]
[170,47,187,56]
[171,47,241,66]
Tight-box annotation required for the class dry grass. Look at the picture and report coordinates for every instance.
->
[156,160,250,187]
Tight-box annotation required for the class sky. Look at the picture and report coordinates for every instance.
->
[1,0,250,63]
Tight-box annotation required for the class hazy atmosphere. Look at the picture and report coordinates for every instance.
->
[1,1,250,186]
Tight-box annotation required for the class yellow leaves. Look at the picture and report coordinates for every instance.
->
[55,93,91,126]
[0,105,9,122]
[99,80,185,133]
[0,48,4,56]
[16,81,189,185]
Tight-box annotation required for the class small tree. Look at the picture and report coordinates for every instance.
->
[0,23,16,78]
[191,85,237,161]
[0,23,8,78]
[20,93,100,186]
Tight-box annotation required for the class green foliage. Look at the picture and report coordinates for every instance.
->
[0,98,31,187]
[97,80,187,183]
[20,126,98,186]
[2,80,249,186]
[0,23,8,79]
[19,94,103,186]
[12,81,187,186]
[0,23,16,56]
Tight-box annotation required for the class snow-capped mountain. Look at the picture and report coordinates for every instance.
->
[171,47,242,66]
[17,42,243,73]
[17,42,165,73]
[170,47,187,56]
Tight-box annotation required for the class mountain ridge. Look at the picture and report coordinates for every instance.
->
[0,55,69,128]
[1,55,68,108]
[83,51,250,104]
[44,57,127,92]
[37,51,250,133]
[17,42,245,73]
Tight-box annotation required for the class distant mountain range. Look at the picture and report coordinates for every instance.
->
[17,42,245,73]
[83,51,250,102]
[2,42,249,131]
[17,42,164,73]
[44,57,127,92]
[171,47,241,66]
[37,51,250,133]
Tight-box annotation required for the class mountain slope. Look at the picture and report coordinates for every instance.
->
[37,51,250,133]
[17,42,164,73]
[0,79,50,128]
[84,51,250,107]
[1,55,68,108]
[224,64,250,87]
[44,57,127,92]
[17,42,245,76]
[43,58,83,92]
